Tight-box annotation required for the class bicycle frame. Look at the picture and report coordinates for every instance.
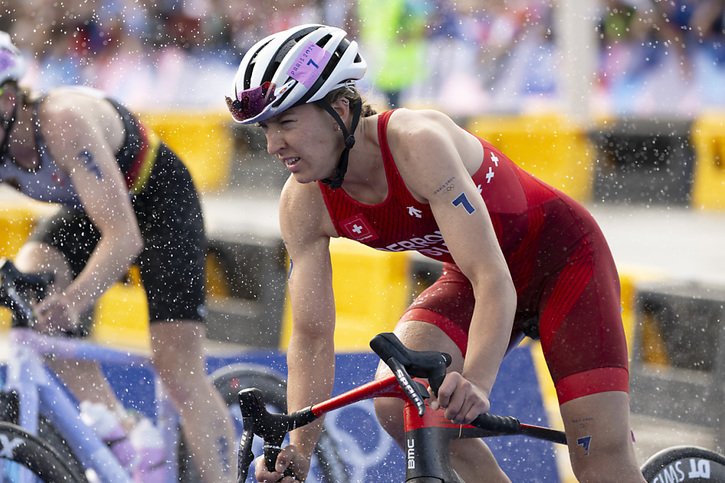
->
[0,261,181,483]
[311,375,503,481]
[237,332,567,482]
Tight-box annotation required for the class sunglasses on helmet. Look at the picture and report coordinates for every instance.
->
[225,81,277,123]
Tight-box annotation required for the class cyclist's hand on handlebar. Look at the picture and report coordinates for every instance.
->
[255,444,310,483]
[33,293,80,335]
[429,371,491,424]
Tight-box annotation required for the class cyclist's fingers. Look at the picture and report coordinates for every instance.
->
[443,388,467,422]
[275,452,290,473]
[461,397,489,424]
[254,456,280,482]
[275,446,309,481]
[435,372,462,408]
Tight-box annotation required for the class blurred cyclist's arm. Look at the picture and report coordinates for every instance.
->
[36,99,142,330]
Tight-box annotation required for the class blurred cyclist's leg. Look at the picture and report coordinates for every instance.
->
[14,241,125,414]
[150,321,235,482]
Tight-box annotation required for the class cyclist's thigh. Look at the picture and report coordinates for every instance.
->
[376,321,465,381]
[14,241,73,287]
[397,262,473,358]
[135,148,206,325]
[149,321,206,374]
[537,232,629,403]
[560,392,641,478]
[14,208,94,288]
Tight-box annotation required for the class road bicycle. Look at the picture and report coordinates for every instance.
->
[236,331,725,482]
[0,258,346,483]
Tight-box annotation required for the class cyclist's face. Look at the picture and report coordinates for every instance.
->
[261,103,343,183]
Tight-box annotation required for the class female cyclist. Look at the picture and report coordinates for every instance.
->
[0,31,233,482]
[226,24,645,483]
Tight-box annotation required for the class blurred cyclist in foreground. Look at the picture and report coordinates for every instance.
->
[0,31,233,481]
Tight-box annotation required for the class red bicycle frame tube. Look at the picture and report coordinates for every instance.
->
[310,374,478,432]
[310,374,405,416]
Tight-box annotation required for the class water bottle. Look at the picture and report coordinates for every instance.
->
[130,417,170,482]
[79,401,136,469]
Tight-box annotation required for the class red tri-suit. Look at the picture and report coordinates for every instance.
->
[318,110,628,404]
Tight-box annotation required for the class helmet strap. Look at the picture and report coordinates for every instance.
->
[318,97,362,189]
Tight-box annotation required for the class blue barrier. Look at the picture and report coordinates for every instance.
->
[1,343,559,482]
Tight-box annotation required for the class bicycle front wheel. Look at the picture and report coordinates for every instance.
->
[641,445,725,482]
[0,421,85,482]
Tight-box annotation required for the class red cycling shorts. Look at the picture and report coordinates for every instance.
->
[400,198,630,405]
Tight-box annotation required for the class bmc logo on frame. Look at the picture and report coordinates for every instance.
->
[406,438,415,470]
[652,458,711,482]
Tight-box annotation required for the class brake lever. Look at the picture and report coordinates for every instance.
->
[386,357,430,416]
[371,332,451,404]
[237,428,255,482]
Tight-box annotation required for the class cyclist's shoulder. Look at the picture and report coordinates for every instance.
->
[385,108,456,138]
[280,176,334,241]
[40,87,123,140]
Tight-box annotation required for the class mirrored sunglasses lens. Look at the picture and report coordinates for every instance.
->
[226,82,275,122]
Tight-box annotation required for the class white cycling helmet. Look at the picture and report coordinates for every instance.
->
[0,31,26,85]
[226,24,367,125]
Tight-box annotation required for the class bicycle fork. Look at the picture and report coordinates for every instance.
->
[403,400,464,483]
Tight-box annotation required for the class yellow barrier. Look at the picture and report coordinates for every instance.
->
[0,205,37,258]
[280,238,411,352]
[618,266,665,357]
[467,114,594,202]
[140,110,233,193]
[0,205,40,330]
[691,114,725,210]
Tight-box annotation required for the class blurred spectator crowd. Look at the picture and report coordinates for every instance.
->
[1,0,723,117]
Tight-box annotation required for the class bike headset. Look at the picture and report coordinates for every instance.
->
[0,31,26,161]
[225,24,367,188]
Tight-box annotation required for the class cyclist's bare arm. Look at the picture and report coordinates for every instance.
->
[388,110,517,421]
[40,94,143,314]
[267,177,338,477]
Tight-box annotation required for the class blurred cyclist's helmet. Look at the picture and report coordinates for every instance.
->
[0,31,26,86]
[226,24,367,124]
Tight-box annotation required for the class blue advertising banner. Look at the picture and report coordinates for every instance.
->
[3,343,558,482]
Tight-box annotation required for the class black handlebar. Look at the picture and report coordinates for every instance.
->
[0,259,53,328]
[237,388,316,480]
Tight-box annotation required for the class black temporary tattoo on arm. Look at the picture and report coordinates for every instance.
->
[77,150,103,180]
[433,176,455,195]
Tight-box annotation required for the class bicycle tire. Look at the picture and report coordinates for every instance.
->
[641,445,725,482]
[0,421,85,482]
[210,363,349,483]
[37,415,88,481]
